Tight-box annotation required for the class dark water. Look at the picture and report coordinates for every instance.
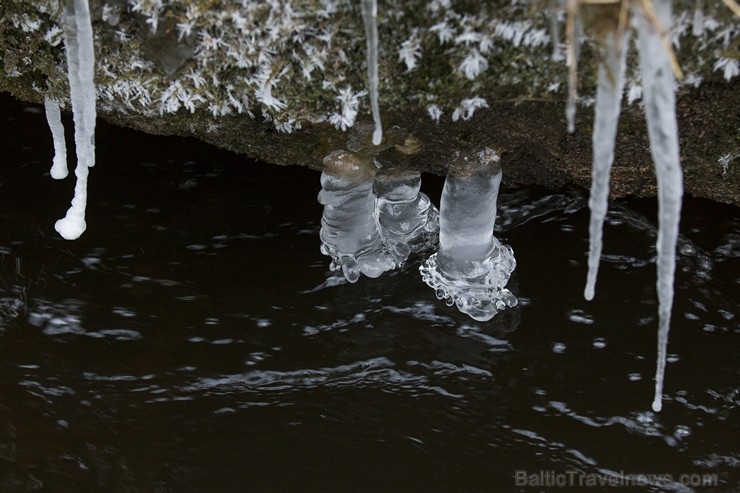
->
[0,93,737,492]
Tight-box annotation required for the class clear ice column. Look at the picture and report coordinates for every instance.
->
[374,170,439,268]
[318,150,394,283]
[420,151,517,321]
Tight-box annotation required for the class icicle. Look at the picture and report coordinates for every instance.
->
[55,0,96,240]
[360,0,383,146]
[44,97,68,180]
[584,29,629,301]
[318,150,394,283]
[637,0,683,413]
[565,0,582,133]
[374,170,439,268]
[420,149,517,322]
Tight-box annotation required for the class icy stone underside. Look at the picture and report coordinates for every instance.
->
[420,160,517,322]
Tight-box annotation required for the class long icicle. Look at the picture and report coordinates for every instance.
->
[637,0,683,413]
[55,0,96,240]
[360,0,383,146]
[584,29,629,301]
[44,97,69,180]
[565,0,580,133]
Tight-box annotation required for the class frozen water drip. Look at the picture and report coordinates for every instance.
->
[420,150,517,322]
[318,150,394,283]
[374,170,439,268]
[55,0,97,240]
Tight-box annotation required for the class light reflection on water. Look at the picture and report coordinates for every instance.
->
[0,95,738,491]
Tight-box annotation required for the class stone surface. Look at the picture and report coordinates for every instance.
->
[0,0,738,204]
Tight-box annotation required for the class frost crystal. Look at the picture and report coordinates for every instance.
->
[55,0,96,241]
[452,97,488,122]
[329,87,366,131]
[420,150,517,322]
[399,37,422,72]
[713,57,739,81]
[374,171,439,268]
[427,104,443,123]
[459,49,489,80]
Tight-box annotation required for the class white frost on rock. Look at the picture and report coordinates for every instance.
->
[360,0,383,146]
[459,49,489,80]
[426,104,443,123]
[451,96,488,122]
[374,171,439,268]
[55,0,96,240]
[318,151,394,283]
[399,30,423,71]
[43,97,68,180]
[420,150,517,321]
[713,57,739,82]
[636,0,684,413]
[584,30,629,301]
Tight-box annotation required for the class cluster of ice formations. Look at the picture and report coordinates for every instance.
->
[318,150,439,283]
[420,151,517,322]
[579,1,685,412]
[47,0,97,241]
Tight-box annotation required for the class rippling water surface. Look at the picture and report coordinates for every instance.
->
[0,94,738,492]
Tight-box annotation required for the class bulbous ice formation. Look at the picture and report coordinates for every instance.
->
[55,0,96,240]
[318,150,394,283]
[44,98,68,180]
[420,150,517,322]
[374,170,439,268]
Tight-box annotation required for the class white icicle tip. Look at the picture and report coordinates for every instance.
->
[55,216,87,240]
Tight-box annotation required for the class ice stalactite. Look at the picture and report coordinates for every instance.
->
[636,0,683,413]
[55,0,96,240]
[420,150,517,322]
[584,29,629,301]
[374,170,439,268]
[565,0,583,133]
[318,150,394,283]
[43,98,68,180]
[360,0,383,146]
